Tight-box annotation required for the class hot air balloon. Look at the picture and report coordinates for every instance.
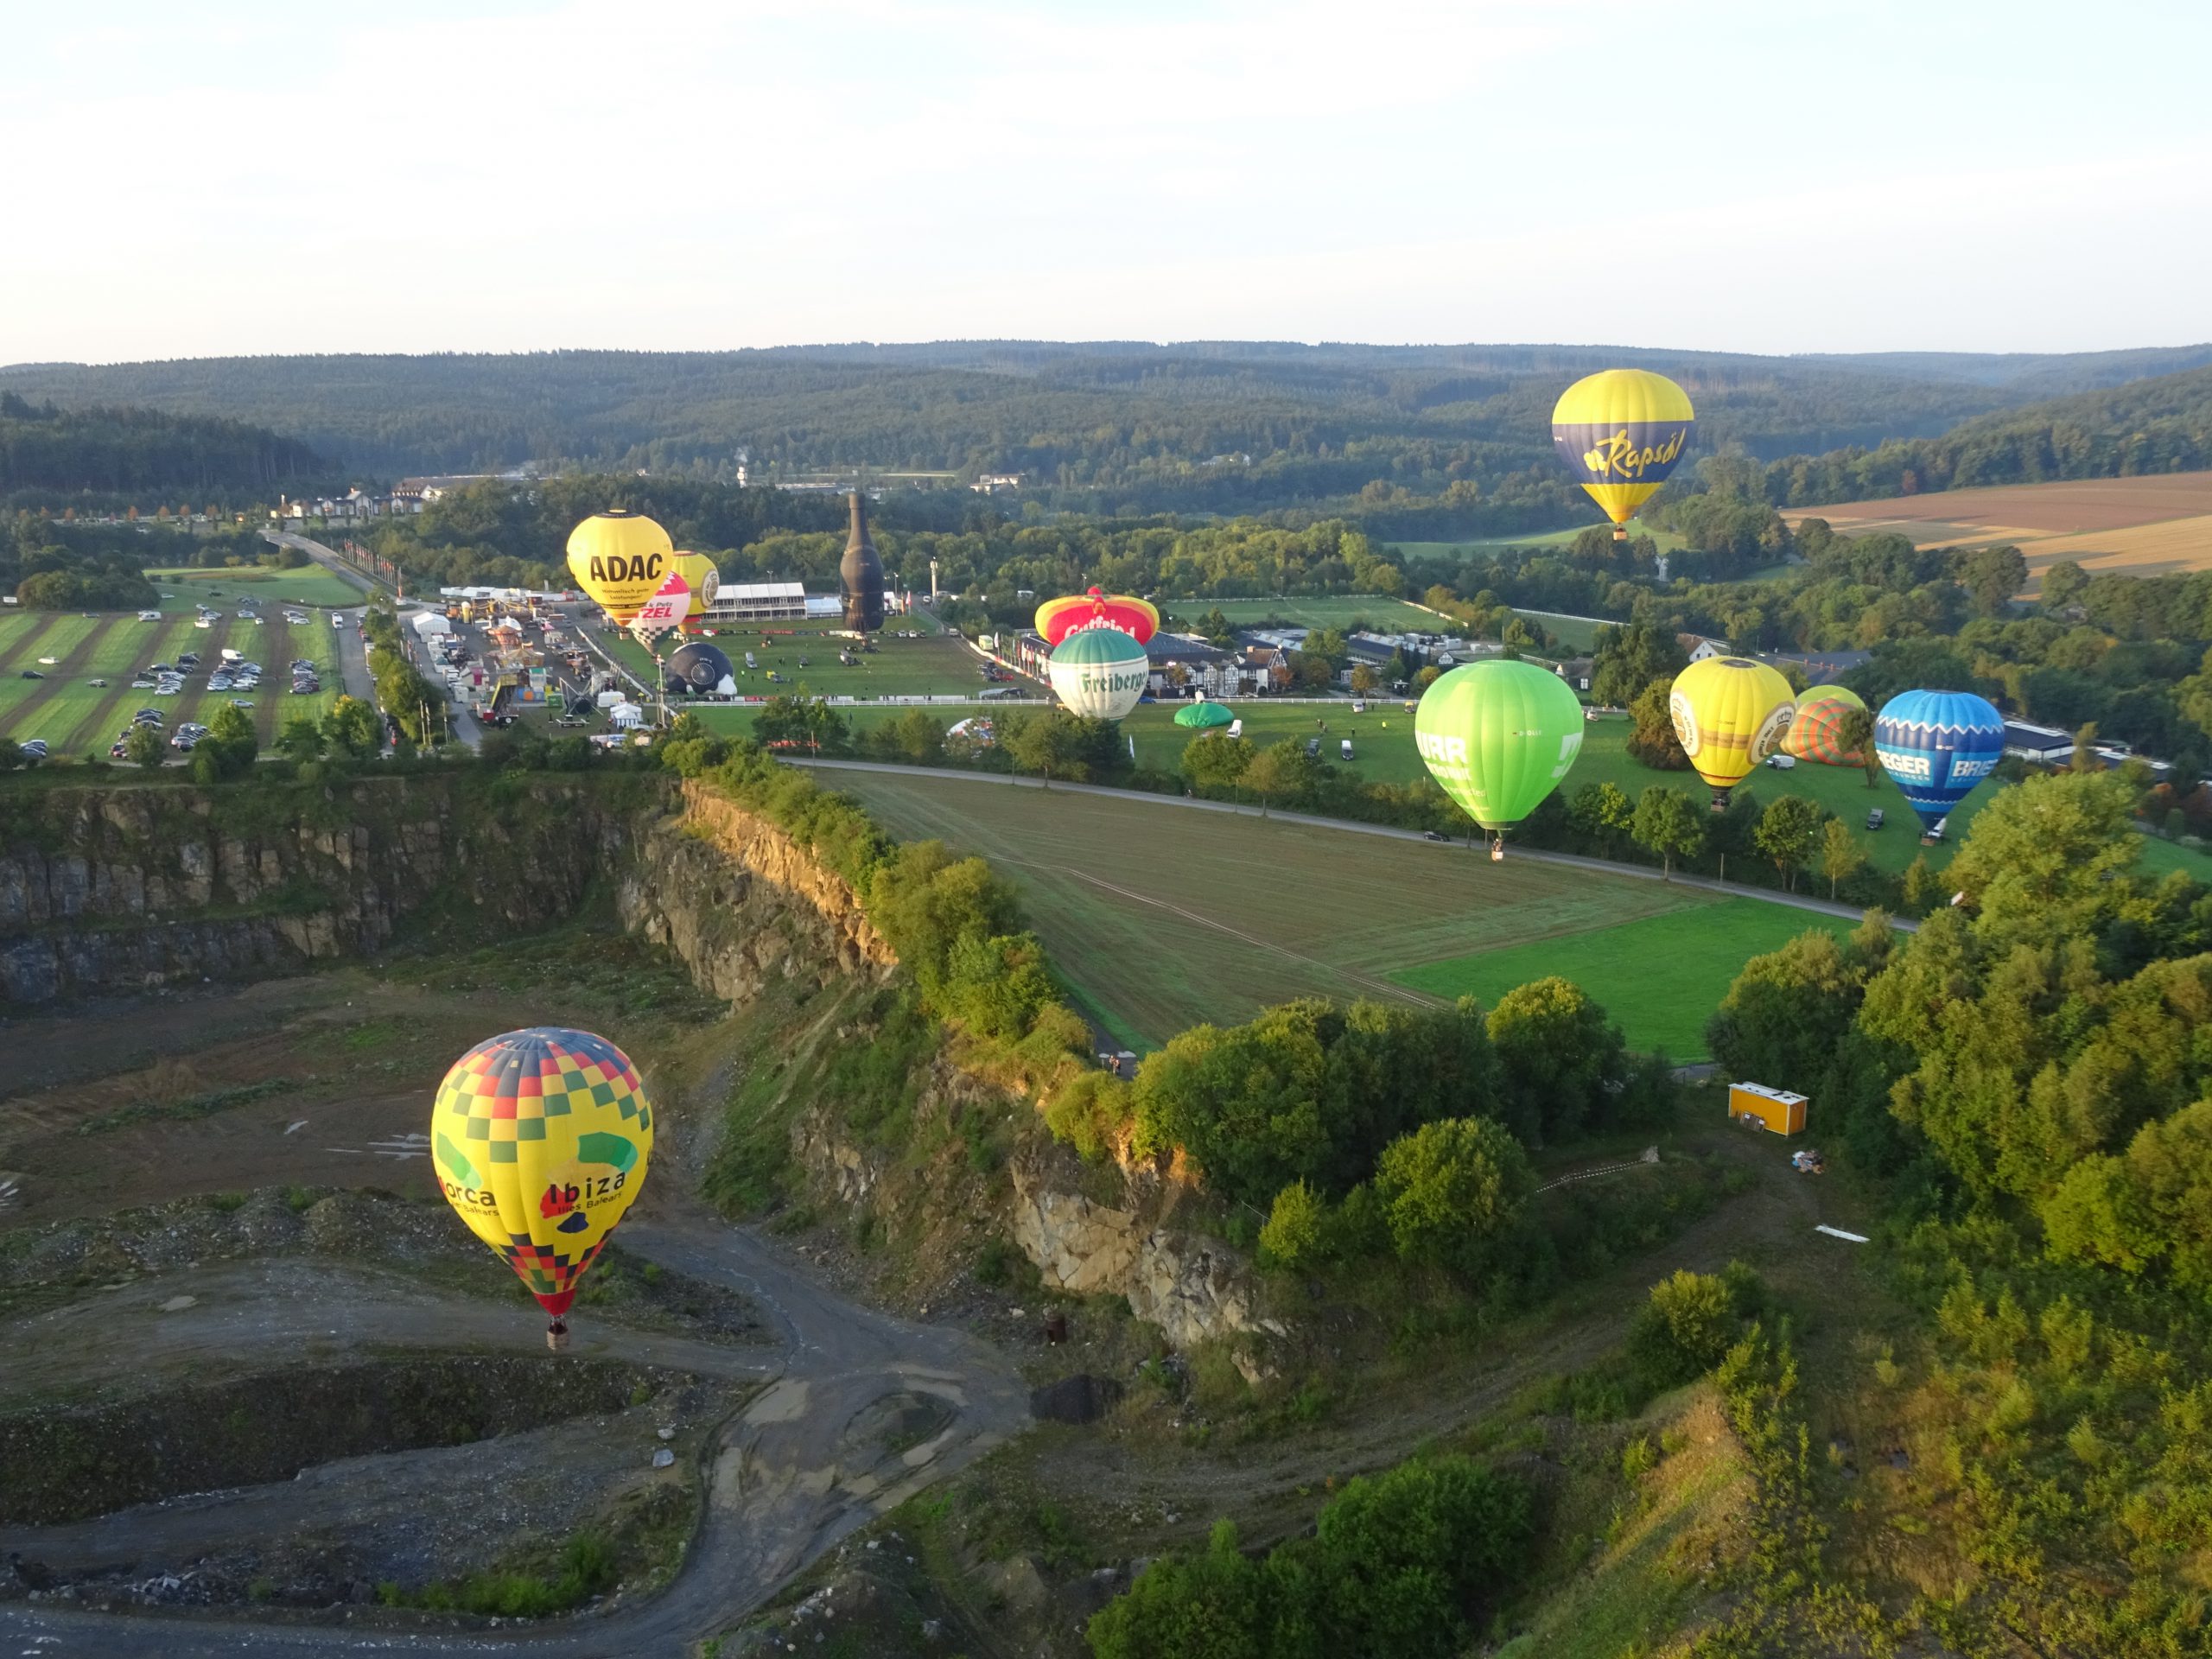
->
[840,492,886,633]
[1047,627,1149,721]
[1036,588,1160,646]
[1799,683,1865,714]
[1875,690,2005,836]
[567,511,675,625]
[1173,700,1236,728]
[1551,371,1695,540]
[1669,657,1796,811]
[666,640,734,694]
[1783,693,1866,766]
[433,1027,653,1350]
[671,552,721,628]
[1414,660,1585,857]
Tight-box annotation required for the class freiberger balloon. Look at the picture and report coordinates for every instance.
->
[1875,689,2005,833]
[433,1028,654,1350]
[566,511,675,625]
[1669,657,1796,810]
[1036,588,1160,646]
[1047,627,1149,721]
[1551,371,1696,539]
[1414,660,1585,854]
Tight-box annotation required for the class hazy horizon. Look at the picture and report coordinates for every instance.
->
[8,0,2210,364]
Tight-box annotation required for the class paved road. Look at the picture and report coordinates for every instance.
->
[791,757,1916,931]
[0,1201,1027,1656]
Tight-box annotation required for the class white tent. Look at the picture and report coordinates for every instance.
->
[410,612,453,636]
[610,702,646,730]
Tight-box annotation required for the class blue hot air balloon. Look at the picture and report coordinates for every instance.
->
[1874,689,2006,833]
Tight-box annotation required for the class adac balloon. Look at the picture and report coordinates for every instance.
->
[1669,657,1796,810]
[1783,693,1866,766]
[1414,659,1585,857]
[1036,588,1160,646]
[567,511,674,625]
[1874,689,2005,834]
[1047,627,1149,721]
[1551,370,1695,539]
[432,1027,654,1351]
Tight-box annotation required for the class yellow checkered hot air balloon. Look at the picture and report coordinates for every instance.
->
[433,1027,653,1349]
[1669,657,1796,812]
[1551,370,1695,540]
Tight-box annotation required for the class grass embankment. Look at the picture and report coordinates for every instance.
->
[144,563,365,610]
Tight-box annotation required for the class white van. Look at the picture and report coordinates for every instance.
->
[1340,740,1355,760]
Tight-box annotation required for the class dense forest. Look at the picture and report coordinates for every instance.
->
[0,391,328,503]
[1705,360,2212,507]
[7,342,2206,532]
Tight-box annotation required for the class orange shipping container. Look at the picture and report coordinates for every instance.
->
[1728,1082,1807,1135]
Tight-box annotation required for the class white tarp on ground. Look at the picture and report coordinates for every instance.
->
[410,613,453,636]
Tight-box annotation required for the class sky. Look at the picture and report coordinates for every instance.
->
[5,0,2210,364]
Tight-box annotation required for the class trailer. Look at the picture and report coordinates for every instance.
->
[1729,1082,1808,1135]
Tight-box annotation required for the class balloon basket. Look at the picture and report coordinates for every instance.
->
[1489,836,1505,862]
[546,1319,571,1354]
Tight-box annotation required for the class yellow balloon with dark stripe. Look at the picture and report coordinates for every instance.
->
[1551,370,1696,530]
[1668,657,1795,810]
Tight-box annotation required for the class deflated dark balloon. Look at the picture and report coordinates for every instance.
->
[667,641,734,692]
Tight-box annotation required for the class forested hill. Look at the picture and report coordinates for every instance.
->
[1707,361,2212,507]
[0,393,327,499]
[3,343,2201,529]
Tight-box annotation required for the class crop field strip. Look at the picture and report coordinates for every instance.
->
[0,616,121,748]
[1789,471,2212,576]
[829,770,1731,1046]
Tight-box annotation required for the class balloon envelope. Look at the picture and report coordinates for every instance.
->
[1783,694,1866,766]
[566,512,675,625]
[432,1027,653,1319]
[1669,657,1796,806]
[1047,627,1149,721]
[668,640,734,692]
[1798,683,1865,713]
[1414,659,1585,831]
[671,552,721,620]
[1036,588,1160,646]
[1551,370,1695,531]
[1174,700,1236,728]
[1875,689,2005,830]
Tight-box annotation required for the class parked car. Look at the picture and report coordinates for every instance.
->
[231,698,256,709]
[19,670,42,680]
[18,739,48,760]
[86,677,107,688]
[1423,830,1448,842]
[1866,808,1885,830]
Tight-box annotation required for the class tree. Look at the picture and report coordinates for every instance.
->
[321,695,382,758]
[1485,976,1625,1143]
[1626,680,1689,769]
[1752,795,1827,891]
[1626,1269,1748,1390]
[1241,738,1321,816]
[1371,1116,1533,1276]
[1631,785,1705,876]
[0,738,22,772]
[276,715,325,765]
[1819,817,1866,899]
[1943,770,2139,950]
[1180,730,1252,794]
[1001,709,1123,783]
[2069,719,2101,772]
[2040,559,2090,611]
[1086,1519,1267,1659]
[193,702,258,779]
[1955,543,2027,616]
[1568,781,1634,856]
[1590,621,1688,709]
[751,694,850,756]
[1706,924,1883,1088]
[1413,664,1442,691]
[122,722,165,768]
[1349,663,1377,696]
[1836,705,1878,788]
[1898,852,1941,915]
[1258,1180,1328,1271]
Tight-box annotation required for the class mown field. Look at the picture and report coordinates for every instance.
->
[823,768,1837,1056]
[1394,898,1852,1059]
[0,608,342,756]
[144,563,365,610]
[1153,595,1444,632]
[1790,471,2212,583]
[599,612,987,702]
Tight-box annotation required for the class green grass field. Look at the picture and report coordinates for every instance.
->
[1154,595,1445,632]
[1391,517,1686,556]
[823,769,1834,1056]
[0,608,341,758]
[599,612,987,703]
[1513,611,1608,652]
[144,564,365,610]
[1393,898,1851,1059]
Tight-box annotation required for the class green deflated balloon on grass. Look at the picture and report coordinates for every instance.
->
[1414,660,1586,836]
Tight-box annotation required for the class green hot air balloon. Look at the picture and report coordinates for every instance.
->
[1414,660,1586,857]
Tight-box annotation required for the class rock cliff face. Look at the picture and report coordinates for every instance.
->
[0,775,652,1005]
[1007,1158,1283,1352]
[613,779,896,1006]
